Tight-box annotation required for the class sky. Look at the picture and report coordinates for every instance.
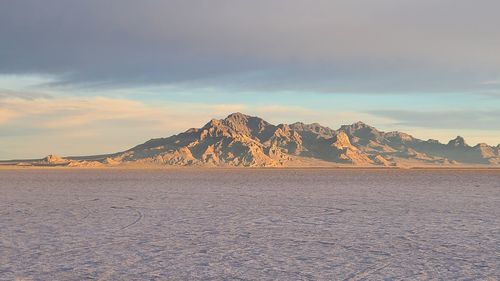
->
[1,0,500,159]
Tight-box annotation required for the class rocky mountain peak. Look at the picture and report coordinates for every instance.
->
[352,121,369,128]
[289,122,336,138]
[339,121,382,146]
[385,131,415,143]
[224,113,270,132]
[426,139,441,145]
[475,143,490,148]
[203,118,222,128]
[199,113,273,141]
[447,136,468,148]
[276,123,291,133]
[340,121,377,132]
[223,112,250,123]
[19,113,499,168]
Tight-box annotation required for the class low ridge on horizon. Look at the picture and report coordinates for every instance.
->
[4,112,500,168]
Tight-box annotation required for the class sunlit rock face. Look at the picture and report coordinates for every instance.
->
[20,113,500,167]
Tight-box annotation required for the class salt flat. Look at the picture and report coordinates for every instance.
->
[0,169,499,280]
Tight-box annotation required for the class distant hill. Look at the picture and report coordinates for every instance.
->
[4,113,500,167]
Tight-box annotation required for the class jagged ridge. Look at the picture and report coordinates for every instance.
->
[105,113,500,167]
[14,113,500,167]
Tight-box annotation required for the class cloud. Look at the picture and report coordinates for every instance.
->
[0,95,252,158]
[481,80,500,86]
[0,93,387,158]
[0,108,19,125]
[0,95,319,134]
[369,109,500,131]
[0,88,52,100]
[0,96,248,130]
[1,92,498,158]
[0,92,334,158]
[1,0,500,93]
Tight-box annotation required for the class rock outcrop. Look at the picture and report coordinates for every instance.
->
[106,113,499,167]
[41,155,69,165]
[11,113,500,167]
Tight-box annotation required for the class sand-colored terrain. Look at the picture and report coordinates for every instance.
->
[1,169,499,280]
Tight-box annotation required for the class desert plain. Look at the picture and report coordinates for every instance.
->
[0,168,498,280]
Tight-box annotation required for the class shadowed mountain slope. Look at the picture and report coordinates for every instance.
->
[102,113,500,167]
[5,113,500,167]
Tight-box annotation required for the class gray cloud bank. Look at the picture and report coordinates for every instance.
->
[1,0,500,92]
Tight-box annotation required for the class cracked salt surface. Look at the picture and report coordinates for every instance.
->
[0,169,499,280]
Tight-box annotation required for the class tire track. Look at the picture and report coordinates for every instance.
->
[119,206,144,231]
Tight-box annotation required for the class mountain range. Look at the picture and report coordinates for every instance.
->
[5,113,500,167]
